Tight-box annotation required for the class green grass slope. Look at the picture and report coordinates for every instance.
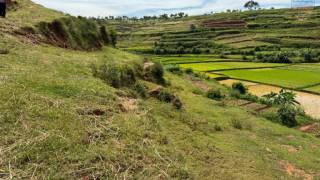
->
[0,1,319,179]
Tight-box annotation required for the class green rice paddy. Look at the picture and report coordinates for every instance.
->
[180,62,286,72]
[221,68,320,89]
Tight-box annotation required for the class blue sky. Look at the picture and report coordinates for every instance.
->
[30,0,316,17]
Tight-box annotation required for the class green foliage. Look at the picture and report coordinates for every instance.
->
[256,52,292,63]
[231,119,243,130]
[158,90,174,103]
[244,0,260,10]
[185,68,194,74]
[91,62,138,88]
[150,62,166,85]
[109,27,118,47]
[190,24,197,32]
[232,82,247,95]
[207,89,225,100]
[278,105,298,127]
[134,83,147,98]
[165,65,183,75]
[37,16,115,50]
[214,124,223,131]
[263,89,299,106]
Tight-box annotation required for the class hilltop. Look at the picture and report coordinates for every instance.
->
[0,1,319,179]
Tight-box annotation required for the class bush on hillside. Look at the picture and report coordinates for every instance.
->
[37,16,116,50]
[232,82,247,94]
[91,62,139,88]
[134,83,148,98]
[207,89,225,101]
[150,62,166,85]
[256,52,293,63]
[156,89,183,109]
[278,105,298,127]
[165,65,183,75]
[185,68,194,74]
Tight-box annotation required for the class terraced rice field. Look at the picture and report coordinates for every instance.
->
[175,59,320,94]
[152,54,255,64]
[220,68,320,89]
[180,62,286,72]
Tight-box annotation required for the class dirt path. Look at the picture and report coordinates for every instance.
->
[219,79,320,119]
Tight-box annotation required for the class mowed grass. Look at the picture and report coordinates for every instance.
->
[221,68,320,89]
[180,62,286,72]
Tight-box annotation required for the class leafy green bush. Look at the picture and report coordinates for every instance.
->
[185,68,194,74]
[165,65,183,75]
[158,90,174,103]
[256,52,293,63]
[232,82,247,94]
[37,16,115,50]
[278,105,298,127]
[150,62,166,85]
[207,89,225,100]
[263,89,299,106]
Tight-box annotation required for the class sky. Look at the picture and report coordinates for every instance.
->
[30,0,317,17]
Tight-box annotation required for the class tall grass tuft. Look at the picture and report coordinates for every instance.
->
[37,16,115,50]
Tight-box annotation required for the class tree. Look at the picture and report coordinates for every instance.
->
[244,0,260,10]
[190,24,197,32]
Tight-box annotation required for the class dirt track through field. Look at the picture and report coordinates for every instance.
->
[220,79,320,119]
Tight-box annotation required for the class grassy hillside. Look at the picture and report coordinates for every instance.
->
[0,1,320,179]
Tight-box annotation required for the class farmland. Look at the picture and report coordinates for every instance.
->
[164,58,320,94]
[112,6,320,94]
[180,62,287,72]
[1,0,320,179]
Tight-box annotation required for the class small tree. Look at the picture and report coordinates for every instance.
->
[190,24,197,32]
[244,0,260,10]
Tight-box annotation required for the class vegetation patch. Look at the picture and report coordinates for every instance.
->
[37,16,116,50]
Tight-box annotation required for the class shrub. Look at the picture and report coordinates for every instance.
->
[109,27,117,47]
[134,83,147,98]
[150,62,166,85]
[185,68,194,74]
[214,124,223,131]
[263,89,299,106]
[278,105,298,127]
[207,89,224,100]
[231,119,243,130]
[232,82,247,94]
[165,65,182,75]
[190,24,197,32]
[37,16,115,50]
[172,97,183,109]
[158,90,174,103]
[99,26,111,45]
[91,62,137,88]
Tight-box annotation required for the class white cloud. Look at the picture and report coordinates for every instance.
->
[31,0,313,17]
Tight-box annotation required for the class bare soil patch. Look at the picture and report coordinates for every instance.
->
[279,161,313,180]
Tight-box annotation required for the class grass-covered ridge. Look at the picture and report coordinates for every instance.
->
[0,1,320,179]
[37,16,116,50]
